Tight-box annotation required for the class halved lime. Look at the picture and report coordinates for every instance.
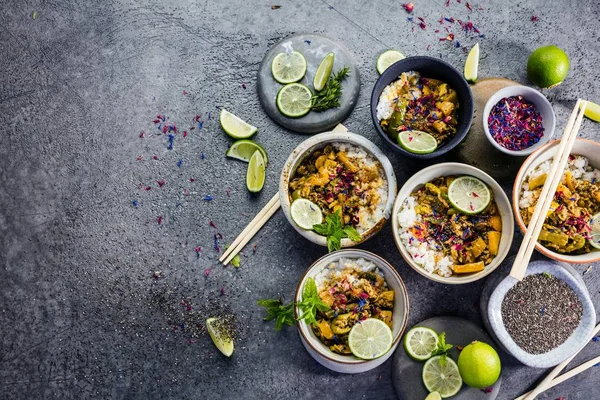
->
[403,326,440,361]
[276,83,312,118]
[464,42,479,83]
[348,318,394,360]
[398,130,438,154]
[447,176,491,215]
[425,392,442,400]
[219,109,258,139]
[589,212,600,250]
[377,50,405,74]
[584,101,600,122]
[271,51,307,84]
[422,356,463,398]
[206,317,234,357]
[313,52,335,91]
[226,140,268,164]
[290,198,323,230]
[246,151,266,193]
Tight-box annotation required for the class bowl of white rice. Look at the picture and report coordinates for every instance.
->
[280,131,397,248]
[513,138,600,264]
[294,249,409,373]
[392,163,514,284]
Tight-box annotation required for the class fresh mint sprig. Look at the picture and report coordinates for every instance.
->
[312,210,361,252]
[431,331,454,366]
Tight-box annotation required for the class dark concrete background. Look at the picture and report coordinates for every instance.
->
[1,0,599,399]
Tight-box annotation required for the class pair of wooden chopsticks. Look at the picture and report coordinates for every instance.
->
[509,99,588,280]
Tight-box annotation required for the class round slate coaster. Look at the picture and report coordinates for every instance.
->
[257,34,360,134]
[448,77,525,183]
[392,316,502,400]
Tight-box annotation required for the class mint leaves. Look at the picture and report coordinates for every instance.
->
[312,210,361,252]
[431,331,453,366]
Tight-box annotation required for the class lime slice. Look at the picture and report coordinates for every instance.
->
[377,50,406,74]
[348,318,394,360]
[398,130,438,154]
[447,176,491,215]
[584,101,600,122]
[313,52,335,91]
[589,212,600,250]
[425,392,442,400]
[403,326,440,361]
[464,42,479,83]
[276,83,312,118]
[206,317,234,357]
[226,140,268,164]
[271,51,307,84]
[422,356,463,398]
[290,198,323,230]
[246,151,266,193]
[219,109,258,139]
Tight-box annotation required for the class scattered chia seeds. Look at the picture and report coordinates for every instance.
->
[501,273,583,354]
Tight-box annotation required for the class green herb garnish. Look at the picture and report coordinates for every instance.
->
[231,253,241,267]
[312,210,361,252]
[310,67,350,112]
[257,277,330,331]
[431,331,453,366]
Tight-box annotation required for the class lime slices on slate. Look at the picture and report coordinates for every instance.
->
[276,83,313,118]
[271,51,307,84]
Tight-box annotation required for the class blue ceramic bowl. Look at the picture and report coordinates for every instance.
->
[370,56,474,159]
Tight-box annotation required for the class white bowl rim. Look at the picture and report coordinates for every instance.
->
[482,85,556,156]
[391,162,515,284]
[512,138,600,264]
[279,131,397,248]
[293,248,409,365]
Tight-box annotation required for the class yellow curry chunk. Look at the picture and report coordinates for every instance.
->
[452,261,485,274]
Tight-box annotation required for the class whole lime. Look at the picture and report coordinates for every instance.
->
[527,45,570,88]
[457,341,501,389]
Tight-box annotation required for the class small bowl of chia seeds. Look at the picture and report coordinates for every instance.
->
[487,260,595,368]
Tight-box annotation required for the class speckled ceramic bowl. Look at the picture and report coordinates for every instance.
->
[513,139,600,264]
[392,162,514,284]
[487,260,595,368]
[279,131,397,248]
[294,249,409,373]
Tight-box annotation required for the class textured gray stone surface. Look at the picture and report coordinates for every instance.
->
[0,1,599,399]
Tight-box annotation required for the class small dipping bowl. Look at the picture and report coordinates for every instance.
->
[487,260,595,368]
[483,85,556,156]
[294,249,409,373]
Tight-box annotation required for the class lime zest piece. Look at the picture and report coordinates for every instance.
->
[226,139,268,164]
[583,101,600,122]
[589,212,600,250]
[422,356,463,398]
[246,151,266,193]
[276,83,312,118]
[271,51,307,84]
[377,50,406,74]
[313,52,335,92]
[404,326,440,361]
[290,198,323,230]
[398,130,438,154]
[206,317,234,357]
[464,42,479,83]
[447,176,491,215]
[348,318,393,360]
[219,109,258,139]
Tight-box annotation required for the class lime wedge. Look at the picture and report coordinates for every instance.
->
[313,52,335,91]
[219,109,258,139]
[290,198,323,230]
[422,356,463,398]
[377,50,405,74]
[226,140,268,164]
[206,317,234,357]
[246,151,266,193]
[464,42,479,83]
[584,101,600,122]
[398,130,438,154]
[589,212,600,250]
[271,51,307,84]
[425,392,442,400]
[348,318,393,360]
[403,326,440,361]
[447,176,491,215]
[276,83,312,118]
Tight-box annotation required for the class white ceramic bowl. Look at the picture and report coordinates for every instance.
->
[392,163,514,284]
[483,85,556,156]
[487,260,596,368]
[513,138,600,264]
[279,131,397,248]
[294,249,409,373]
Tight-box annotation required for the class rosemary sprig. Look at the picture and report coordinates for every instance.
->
[311,67,350,112]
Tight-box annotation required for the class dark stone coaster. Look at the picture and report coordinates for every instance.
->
[257,33,360,134]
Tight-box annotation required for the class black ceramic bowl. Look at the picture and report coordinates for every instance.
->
[370,56,474,159]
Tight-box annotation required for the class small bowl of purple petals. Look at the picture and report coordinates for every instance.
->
[483,85,555,156]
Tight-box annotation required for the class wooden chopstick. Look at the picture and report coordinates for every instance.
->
[509,100,587,280]
[219,193,280,263]
[521,322,600,400]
